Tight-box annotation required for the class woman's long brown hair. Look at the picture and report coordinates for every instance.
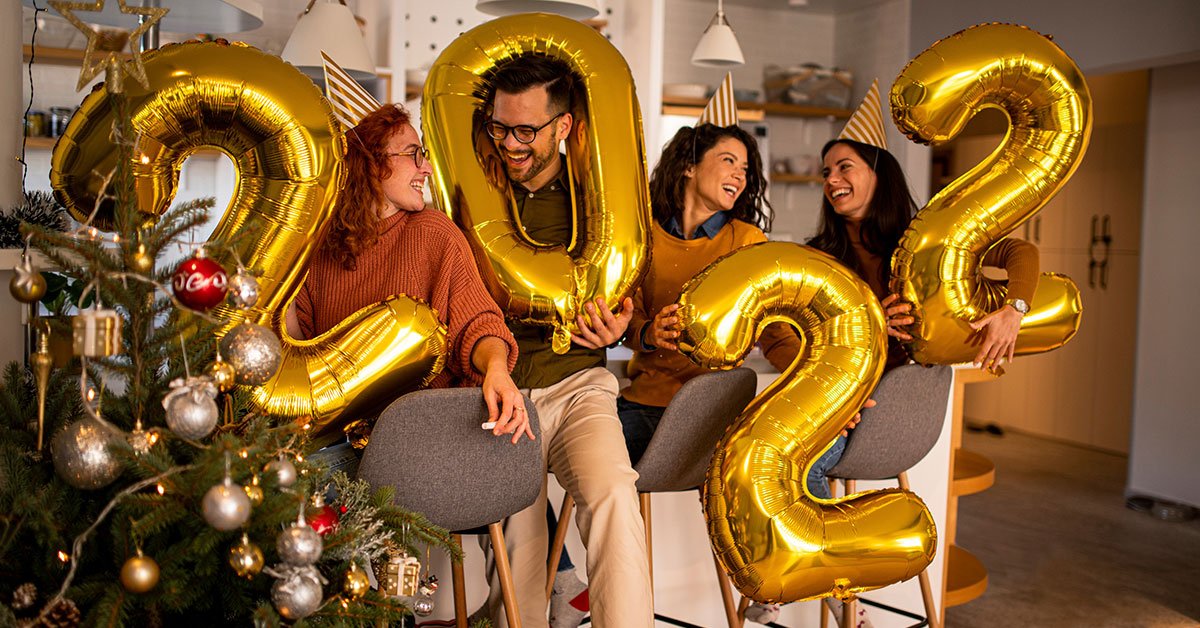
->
[327,105,412,270]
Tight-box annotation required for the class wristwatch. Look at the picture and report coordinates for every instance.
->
[1005,297,1030,315]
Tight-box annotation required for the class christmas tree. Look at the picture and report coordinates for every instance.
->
[3,6,458,626]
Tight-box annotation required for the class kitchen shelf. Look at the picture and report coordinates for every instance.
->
[23,45,125,67]
[661,96,852,121]
[952,447,996,496]
[944,544,988,607]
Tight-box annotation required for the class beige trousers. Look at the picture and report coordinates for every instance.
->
[485,367,653,628]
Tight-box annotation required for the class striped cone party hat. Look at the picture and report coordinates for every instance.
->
[696,72,738,127]
[837,79,888,151]
[322,50,382,129]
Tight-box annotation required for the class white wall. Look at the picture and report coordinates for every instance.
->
[1127,61,1200,508]
[908,0,1200,74]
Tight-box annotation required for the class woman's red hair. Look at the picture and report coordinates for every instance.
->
[327,104,412,270]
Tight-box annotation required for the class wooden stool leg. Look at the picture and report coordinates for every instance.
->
[451,534,467,628]
[819,598,829,628]
[640,492,653,594]
[711,550,741,628]
[843,597,856,628]
[897,472,941,628]
[736,596,750,621]
[545,493,575,600]
[489,523,522,628]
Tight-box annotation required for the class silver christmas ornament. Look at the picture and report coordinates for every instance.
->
[271,565,323,621]
[265,457,297,487]
[277,515,323,565]
[219,323,282,386]
[227,270,260,309]
[412,595,434,616]
[202,477,252,531]
[51,417,124,490]
[162,376,219,440]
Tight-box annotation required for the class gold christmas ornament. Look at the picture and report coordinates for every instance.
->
[47,0,167,93]
[678,242,935,603]
[31,325,54,451]
[342,561,370,599]
[9,252,46,304]
[72,308,123,357]
[228,534,264,578]
[48,40,446,438]
[889,23,1087,364]
[218,323,282,386]
[127,422,157,454]
[242,476,263,505]
[205,354,237,393]
[127,241,154,273]
[119,550,159,593]
[423,13,651,354]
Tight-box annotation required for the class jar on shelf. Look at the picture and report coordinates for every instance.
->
[24,111,47,137]
[49,107,74,137]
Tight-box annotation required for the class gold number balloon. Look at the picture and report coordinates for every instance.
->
[422,13,650,353]
[679,242,936,603]
[51,41,446,434]
[889,23,1088,364]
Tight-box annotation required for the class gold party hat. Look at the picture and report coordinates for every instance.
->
[322,51,381,129]
[696,72,738,127]
[837,78,888,151]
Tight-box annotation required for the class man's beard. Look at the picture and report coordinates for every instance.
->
[502,142,556,185]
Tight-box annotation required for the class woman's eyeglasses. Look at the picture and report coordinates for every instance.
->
[484,112,565,144]
[387,146,428,168]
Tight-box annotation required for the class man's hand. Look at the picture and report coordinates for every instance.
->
[572,297,634,349]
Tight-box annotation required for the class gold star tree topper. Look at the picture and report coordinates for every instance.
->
[48,0,168,93]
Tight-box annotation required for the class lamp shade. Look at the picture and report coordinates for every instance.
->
[282,1,375,81]
[691,12,744,67]
[22,0,264,34]
[475,0,600,20]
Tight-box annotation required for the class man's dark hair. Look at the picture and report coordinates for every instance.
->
[490,54,575,113]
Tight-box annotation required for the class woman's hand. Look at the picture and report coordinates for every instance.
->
[572,297,634,349]
[647,303,682,351]
[842,398,876,436]
[968,304,1024,373]
[482,367,534,444]
[881,294,913,341]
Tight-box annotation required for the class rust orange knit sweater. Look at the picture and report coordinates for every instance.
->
[622,219,804,407]
[293,208,517,388]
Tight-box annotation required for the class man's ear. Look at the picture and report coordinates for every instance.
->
[558,111,573,137]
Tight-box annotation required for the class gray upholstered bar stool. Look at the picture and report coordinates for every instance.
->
[546,367,758,628]
[358,388,543,628]
[822,363,953,628]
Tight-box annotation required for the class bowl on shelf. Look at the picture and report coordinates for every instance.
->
[664,83,709,100]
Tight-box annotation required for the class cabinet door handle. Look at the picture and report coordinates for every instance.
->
[1035,216,1042,243]
[1089,258,1097,288]
[1099,258,1109,290]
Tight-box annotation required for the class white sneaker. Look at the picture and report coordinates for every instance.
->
[744,602,781,625]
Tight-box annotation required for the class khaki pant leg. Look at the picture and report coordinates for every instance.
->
[548,367,653,628]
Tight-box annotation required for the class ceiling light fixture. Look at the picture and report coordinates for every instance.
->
[691,0,744,68]
[281,0,375,81]
[475,0,600,21]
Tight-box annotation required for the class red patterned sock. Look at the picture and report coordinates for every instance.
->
[569,588,589,612]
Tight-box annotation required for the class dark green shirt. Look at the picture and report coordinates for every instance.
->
[509,160,605,389]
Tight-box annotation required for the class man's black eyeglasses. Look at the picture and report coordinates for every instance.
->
[485,112,566,144]
[386,146,428,169]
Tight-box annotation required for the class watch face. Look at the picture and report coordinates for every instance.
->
[1010,298,1030,314]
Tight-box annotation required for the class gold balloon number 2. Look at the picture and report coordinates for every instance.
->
[50,41,446,435]
[679,242,937,603]
[422,14,651,353]
[890,23,1089,365]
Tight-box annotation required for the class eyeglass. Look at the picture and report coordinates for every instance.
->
[484,112,566,144]
[387,146,428,169]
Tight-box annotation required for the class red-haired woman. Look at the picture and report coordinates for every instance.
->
[286,104,531,443]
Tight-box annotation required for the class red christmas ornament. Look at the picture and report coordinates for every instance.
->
[309,505,341,536]
[172,251,228,311]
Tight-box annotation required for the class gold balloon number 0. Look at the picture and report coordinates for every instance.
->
[679,242,936,603]
[890,23,1089,365]
[50,41,446,434]
[422,14,650,353]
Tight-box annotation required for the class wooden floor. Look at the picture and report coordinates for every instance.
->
[945,429,1200,627]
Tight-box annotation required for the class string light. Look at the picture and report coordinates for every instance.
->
[57,551,69,563]
[156,483,165,495]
